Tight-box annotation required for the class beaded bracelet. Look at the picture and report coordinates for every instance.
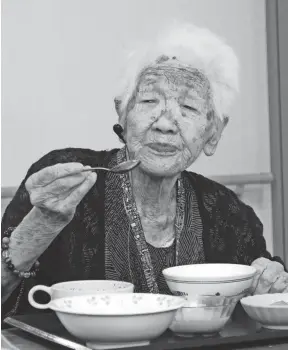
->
[2,227,40,279]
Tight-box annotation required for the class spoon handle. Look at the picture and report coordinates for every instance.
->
[80,167,109,173]
[57,167,109,179]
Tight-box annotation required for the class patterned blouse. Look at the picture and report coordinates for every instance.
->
[147,242,176,294]
[1,146,284,320]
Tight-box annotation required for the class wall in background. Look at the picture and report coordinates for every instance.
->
[1,0,273,252]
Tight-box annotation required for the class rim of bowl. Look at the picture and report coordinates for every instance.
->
[48,293,185,316]
[241,293,288,309]
[181,303,237,309]
[52,280,134,290]
[162,264,256,282]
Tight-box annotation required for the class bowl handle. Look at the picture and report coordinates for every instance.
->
[28,285,52,309]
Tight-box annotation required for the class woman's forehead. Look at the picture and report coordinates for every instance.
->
[137,65,211,99]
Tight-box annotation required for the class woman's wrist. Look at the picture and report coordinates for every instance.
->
[7,207,70,271]
[29,206,74,227]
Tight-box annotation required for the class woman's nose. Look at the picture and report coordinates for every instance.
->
[153,116,178,134]
[152,105,179,134]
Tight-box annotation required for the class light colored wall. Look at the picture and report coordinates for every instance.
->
[1,0,273,252]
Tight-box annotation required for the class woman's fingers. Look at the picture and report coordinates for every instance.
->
[269,272,288,294]
[25,163,97,220]
[66,172,97,207]
[29,171,92,207]
[26,163,85,190]
[256,263,284,294]
[251,257,285,295]
[42,170,90,194]
[30,172,96,219]
[251,258,269,294]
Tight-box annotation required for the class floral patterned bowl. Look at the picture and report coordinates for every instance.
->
[28,293,185,349]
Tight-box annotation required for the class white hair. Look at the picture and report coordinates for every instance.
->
[115,22,239,125]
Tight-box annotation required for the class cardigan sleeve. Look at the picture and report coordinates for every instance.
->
[215,181,286,270]
[1,148,110,320]
[188,171,286,270]
[1,150,75,319]
[233,198,287,270]
[2,154,55,320]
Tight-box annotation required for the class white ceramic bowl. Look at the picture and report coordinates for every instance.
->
[29,293,185,349]
[28,280,134,308]
[163,264,256,300]
[169,295,238,337]
[241,293,288,330]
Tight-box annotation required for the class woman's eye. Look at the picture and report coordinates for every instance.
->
[183,105,198,112]
[141,99,157,104]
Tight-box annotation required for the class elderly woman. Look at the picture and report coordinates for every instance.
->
[2,23,288,318]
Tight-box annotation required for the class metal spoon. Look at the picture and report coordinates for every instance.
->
[58,160,141,179]
[80,159,141,174]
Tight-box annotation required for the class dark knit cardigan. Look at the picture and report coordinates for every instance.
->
[1,147,282,319]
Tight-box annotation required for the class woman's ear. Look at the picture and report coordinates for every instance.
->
[203,115,229,156]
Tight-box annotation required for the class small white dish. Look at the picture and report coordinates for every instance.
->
[163,264,256,300]
[28,292,185,349]
[241,293,288,330]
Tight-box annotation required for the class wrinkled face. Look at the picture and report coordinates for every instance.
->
[125,62,216,176]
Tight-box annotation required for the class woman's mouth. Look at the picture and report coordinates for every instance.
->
[147,143,179,155]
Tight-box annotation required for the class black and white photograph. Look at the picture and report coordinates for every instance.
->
[1,0,288,349]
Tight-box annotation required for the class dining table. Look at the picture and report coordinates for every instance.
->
[2,304,288,350]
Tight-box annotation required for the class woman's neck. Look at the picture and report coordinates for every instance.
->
[130,168,179,217]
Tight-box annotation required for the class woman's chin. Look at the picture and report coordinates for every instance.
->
[139,160,182,177]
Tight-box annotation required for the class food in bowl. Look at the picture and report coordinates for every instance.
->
[241,293,288,330]
[163,263,256,300]
[169,295,238,337]
[28,292,185,349]
[271,301,288,306]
